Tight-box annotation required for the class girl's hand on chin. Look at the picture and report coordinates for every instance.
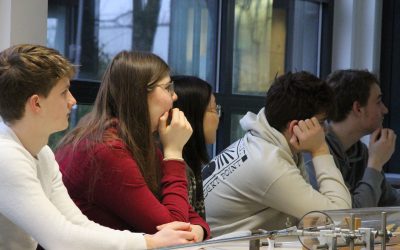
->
[158,108,193,159]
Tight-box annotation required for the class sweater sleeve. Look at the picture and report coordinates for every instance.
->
[263,154,351,219]
[0,145,146,250]
[351,167,384,207]
[158,154,210,239]
[89,144,192,234]
[188,205,211,239]
[378,175,400,206]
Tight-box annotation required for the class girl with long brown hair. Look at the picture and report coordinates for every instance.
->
[55,51,210,241]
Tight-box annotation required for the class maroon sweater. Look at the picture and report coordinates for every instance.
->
[55,128,210,238]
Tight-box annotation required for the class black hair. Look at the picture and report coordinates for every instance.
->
[265,71,334,132]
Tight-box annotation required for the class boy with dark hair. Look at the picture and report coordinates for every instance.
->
[0,44,196,250]
[202,71,351,237]
[325,69,399,207]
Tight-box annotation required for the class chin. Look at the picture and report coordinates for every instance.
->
[60,122,69,131]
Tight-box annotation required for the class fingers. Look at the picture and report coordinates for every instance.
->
[160,108,192,158]
[389,129,397,143]
[145,227,196,249]
[371,128,396,144]
[158,111,169,132]
[190,224,204,242]
[292,124,302,137]
[370,128,382,142]
[380,128,396,144]
[168,108,191,130]
[168,108,180,125]
[157,221,191,231]
[290,117,327,155]
[159,108,192,132]
[176,231,197,243]
[156,224,166,231]
[169,108,184,126]
[295,117,320,133]
[368,128,396,171]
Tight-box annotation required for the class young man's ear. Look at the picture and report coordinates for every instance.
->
[283,120,299,145]
[287,120,299,136]
[26,95,41,113]
[352,101,363,116]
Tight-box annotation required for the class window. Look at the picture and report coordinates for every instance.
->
[48,0,218,83]
[217,0,331,150]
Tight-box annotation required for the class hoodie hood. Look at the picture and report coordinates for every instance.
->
[326,125,366,165]
[325,125,368,188]
[239,108,307,180]
[240,108,292,154]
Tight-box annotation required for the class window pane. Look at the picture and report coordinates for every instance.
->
[232,0,285,95]
[232,0,321,95]
[47,0,218,84]
[230,113,246,143]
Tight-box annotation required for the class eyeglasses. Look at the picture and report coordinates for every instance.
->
[158,81,175,96]
[208,104,222,117]
[148,81,175,95]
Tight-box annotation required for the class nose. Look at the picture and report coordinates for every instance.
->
[172,92,178,101]
[382,103,389,114]
[68,91,77,108]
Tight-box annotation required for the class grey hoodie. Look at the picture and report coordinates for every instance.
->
[203,108,351,237]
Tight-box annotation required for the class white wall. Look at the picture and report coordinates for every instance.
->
[331,0,382,75]
[0,0,48,51]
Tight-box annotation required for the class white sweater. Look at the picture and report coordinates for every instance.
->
[203,108,351,237]
[0,122,146,250]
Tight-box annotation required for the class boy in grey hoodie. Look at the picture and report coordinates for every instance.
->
[202,71,351,237]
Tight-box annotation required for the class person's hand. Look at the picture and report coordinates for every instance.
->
[289,117,329,157]
[145,222,196,249]
[368,128,396,172]
[189,224,205,242]
[156,222,204,243]
[158,108,193,159]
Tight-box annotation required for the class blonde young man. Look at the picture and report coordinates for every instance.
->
[0,44,196,250]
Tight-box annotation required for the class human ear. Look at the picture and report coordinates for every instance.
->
[352,101,363,116]
[27,95,41,113]
[288,120,298,135]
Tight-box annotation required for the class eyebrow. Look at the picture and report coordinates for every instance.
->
[160,80,172,86]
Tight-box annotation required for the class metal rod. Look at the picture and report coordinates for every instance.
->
[249,239,260,250]
[382,212,387,250]
[350,213,355,250]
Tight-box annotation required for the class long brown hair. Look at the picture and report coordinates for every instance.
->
[57,51,170,195]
